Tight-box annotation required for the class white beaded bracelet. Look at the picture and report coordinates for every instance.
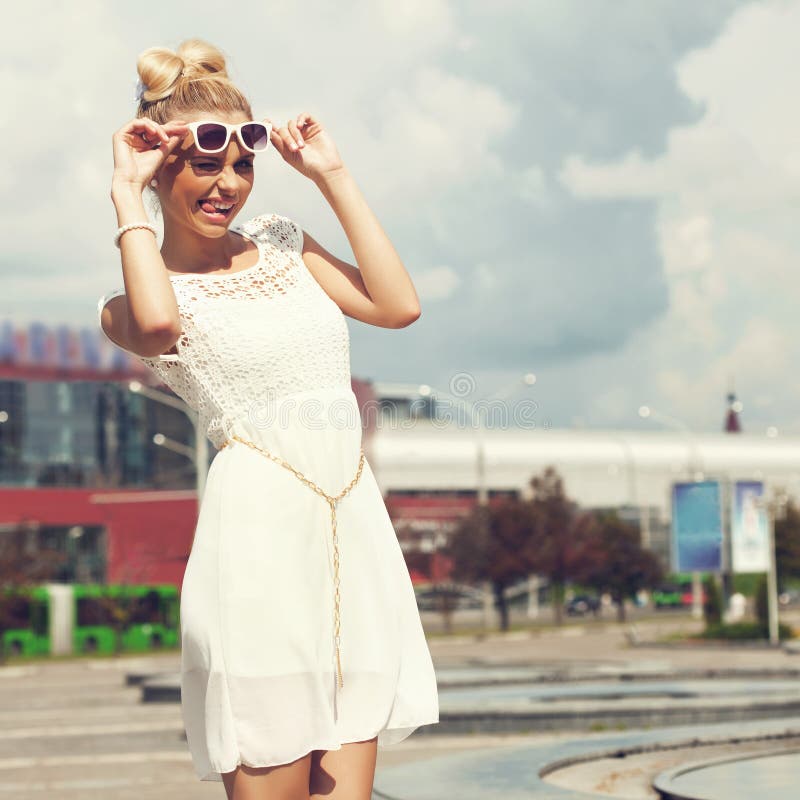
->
[115,222,157,248]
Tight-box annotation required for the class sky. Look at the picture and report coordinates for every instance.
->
[2,0,796,436]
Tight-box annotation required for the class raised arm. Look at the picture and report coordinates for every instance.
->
[100,117,189,358]
[266,113,422,329]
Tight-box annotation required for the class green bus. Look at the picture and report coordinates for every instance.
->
[73,583,180,654]
[1,584,179,657]
[1,586,50,657]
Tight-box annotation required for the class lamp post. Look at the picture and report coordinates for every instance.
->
[419,373,537,505]
[753,490,788,646]
[639,405,706,619]
[608,431,645,547]
[639,405,704,480]
[418,373,537,629]
[128,381,208,504]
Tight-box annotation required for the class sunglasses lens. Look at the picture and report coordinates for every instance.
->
[241,123,270,151]
[196,123,227,151]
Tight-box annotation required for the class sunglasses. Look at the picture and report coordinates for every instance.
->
[186,120,272,154]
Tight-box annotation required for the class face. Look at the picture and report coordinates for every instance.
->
[157,111,257,238]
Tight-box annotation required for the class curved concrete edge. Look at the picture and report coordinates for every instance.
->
[651,746,800,800]
[372,718,800,800]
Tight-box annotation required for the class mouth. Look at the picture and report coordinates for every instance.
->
[197,198,236,222]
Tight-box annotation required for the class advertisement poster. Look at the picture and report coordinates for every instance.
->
[671,480,723,572]
[731,480,770,573]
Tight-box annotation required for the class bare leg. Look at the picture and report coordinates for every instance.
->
[222,751,313,800]
[309,736,378,800]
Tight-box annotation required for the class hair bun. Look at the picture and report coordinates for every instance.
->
[136,38,230,103]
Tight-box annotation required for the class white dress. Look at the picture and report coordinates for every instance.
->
[97,212,439,782]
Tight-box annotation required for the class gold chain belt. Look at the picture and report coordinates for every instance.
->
[218,433,366,696]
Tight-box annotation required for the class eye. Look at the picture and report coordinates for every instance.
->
[238,160,254,169]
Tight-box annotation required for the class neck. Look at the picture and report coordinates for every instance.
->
[160,217,244,270]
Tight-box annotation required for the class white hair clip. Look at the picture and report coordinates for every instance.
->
[134,78,147,104]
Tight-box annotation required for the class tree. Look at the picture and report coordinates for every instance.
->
[526,467,595,625]
[576,509,663,622]
[774,496,800,587]
[449,496,538,631]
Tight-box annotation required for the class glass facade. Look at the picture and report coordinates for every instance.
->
[0,378,202,489]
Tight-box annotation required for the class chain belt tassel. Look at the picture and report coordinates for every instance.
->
[218,433,366,696]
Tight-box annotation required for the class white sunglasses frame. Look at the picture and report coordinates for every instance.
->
[186,120,273,154]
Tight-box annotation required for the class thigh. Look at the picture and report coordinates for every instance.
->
[222,751,313,800]
[309,736,378,800]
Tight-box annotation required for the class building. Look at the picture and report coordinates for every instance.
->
[1,323,793,586]
[0,319,376,585]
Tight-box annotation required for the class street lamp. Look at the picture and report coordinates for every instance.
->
[487,373,537,404]
[639,405,707,618]
[418,374,537,630]
[418,383,486,503]
[639,405,704,481]
[418,373,537,505]
[128,380,209,504]
[753,490,788,646]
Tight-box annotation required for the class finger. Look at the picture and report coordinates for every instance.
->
[162,121,189,143]
[130,119,162,150]
[280,125,300,152]
[287,119,304,148]
[298,114,321,138]
[161,131,187,155]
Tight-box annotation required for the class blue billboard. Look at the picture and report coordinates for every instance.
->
[671,480,724,572]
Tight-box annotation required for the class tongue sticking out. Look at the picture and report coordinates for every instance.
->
[200,201,220,214]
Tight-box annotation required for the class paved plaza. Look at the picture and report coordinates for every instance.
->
[1,616,799,799]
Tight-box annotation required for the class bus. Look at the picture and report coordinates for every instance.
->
[73,584,180,654]
[1,586,50,657]
[1,584,179,657]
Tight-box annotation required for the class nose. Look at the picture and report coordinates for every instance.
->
[215,164,240,195]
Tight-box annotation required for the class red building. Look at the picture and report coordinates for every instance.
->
[0,319,379,586]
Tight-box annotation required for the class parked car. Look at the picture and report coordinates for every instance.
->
[565,594,600,616]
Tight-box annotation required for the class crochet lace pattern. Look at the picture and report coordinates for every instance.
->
[97,213,352,449]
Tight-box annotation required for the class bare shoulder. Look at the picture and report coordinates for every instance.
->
[98,292,179,359]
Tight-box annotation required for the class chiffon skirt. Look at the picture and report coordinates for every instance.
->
[178,386,440,782]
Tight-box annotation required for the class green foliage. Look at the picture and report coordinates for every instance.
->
[445,465,666,630]
[574,509,663,621]
[700,621,794,641]
[775,496,800,584]
[731,573,761,595]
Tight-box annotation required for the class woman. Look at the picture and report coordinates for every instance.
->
[98,38,439,800]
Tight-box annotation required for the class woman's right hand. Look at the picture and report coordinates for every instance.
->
[111,117,189,193]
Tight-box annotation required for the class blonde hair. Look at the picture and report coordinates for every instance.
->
[135,38,252,124]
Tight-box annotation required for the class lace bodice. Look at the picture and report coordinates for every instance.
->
[97,212,352,449]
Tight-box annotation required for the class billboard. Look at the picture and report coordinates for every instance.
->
[671,480,723,572]
[731,480,770,573]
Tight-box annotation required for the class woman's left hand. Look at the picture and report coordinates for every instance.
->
[264,113,344,182]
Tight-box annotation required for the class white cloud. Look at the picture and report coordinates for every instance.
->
[415,265,461,301]
[557,0,800,430]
